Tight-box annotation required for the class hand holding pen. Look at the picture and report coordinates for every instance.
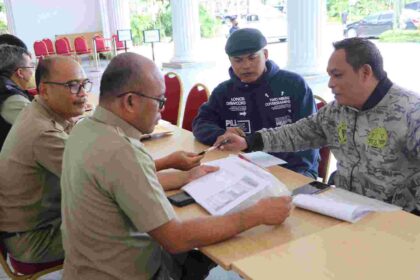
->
[198,139,230,156]
[213,131,248,152]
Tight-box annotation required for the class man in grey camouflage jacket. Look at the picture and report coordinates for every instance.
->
[215,37,420,214]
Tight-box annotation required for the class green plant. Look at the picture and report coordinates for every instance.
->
[130,14,153,45]
[379,29,420,42]
[199,4,221,38]
[0,20,7,33]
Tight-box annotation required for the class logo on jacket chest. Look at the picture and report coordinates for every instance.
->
[264,96,291,111]
[225,119,251,134]
[226,97,246,112]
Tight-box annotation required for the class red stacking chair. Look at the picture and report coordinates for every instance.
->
[74,36,93,63]
[54,38,72,56]
[93,35,112,59]
[33,41,49,61]
[42,38,55,55]
[162,72,183,126]
[62,37,75,53]
[182,83,210,131]
[314,95,331,183]
[0,238,63,279]
[27,88,38,96]
[112,34,126,51]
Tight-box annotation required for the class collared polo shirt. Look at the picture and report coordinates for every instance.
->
[61,106,176,280]
[0,95,72,232]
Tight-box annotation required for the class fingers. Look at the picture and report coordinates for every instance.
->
[201,165,219,173]
[227,127,246,137]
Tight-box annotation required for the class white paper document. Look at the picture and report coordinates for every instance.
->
[293,187,401,223]
[182,156,289,215]
[241,151,287,167]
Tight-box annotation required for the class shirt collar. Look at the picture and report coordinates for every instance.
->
[361,77,393,111]
[34,95,73,131]
[91,106,143,140]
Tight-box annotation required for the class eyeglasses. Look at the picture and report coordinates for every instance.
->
[43,80,93,95]
[15,65,35,71]
[117,91,167,110]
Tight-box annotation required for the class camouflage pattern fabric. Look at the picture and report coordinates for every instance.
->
[259,84,420,212]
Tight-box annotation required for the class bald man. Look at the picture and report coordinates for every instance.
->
[61,52,292,280]
[0,56,89,263]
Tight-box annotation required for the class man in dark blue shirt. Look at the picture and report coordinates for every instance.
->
[193,28,319,178]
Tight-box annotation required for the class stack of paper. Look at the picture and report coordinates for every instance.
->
[182,156,290,215]
[293,188,401,223]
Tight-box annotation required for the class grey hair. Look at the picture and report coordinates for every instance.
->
[0,45,30,78]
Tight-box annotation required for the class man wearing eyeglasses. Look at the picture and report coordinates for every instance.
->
[0,56,89,264]
[60,53,291,280]
[0,45,35,149]
[0,55,206,265]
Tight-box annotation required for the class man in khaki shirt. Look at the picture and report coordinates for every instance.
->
[61,52,292,280]
[0,56,202,264]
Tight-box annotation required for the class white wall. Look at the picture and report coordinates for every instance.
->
[10,0,102,50]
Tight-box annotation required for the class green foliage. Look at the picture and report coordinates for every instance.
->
[156,3,172,37]
[0,20,7,33]
[130,3,172,45]
[199,4,221,38]
[379,29,420,42]
[327,0,393,22]
[130,14,153,45]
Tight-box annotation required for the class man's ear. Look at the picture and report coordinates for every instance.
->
[263,49,268,60]
[360,64,373,81]
[14,68,24,79]
[120,94,136,113]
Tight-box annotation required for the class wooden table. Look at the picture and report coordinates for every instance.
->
[144,125,342,270]
[231,211,420,280]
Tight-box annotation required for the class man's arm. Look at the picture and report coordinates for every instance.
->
[149,196,292,254]
[214,106,330,153]
[157,165,218,191]
[0,95,31,124]
[155,151,203,171]
[33,130,67,177]
[192,86,226,145]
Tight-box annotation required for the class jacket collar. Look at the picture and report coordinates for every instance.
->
[91,106,143,140]
[361,77,393,111]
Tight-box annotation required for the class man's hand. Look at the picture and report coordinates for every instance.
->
[186,165,219,183]
[214,132,248,151]
[226,127,246,137]
[164,151,204,171]
[251,196,292,225]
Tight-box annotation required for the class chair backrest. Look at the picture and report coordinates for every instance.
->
[182,83,210,131]
[93,35,108,51]
[33,41,49,58]
[42,38,55,55]
[314,95,331,183]
[62,36,74,51]
[74,36,90,53]
[162,72,183,126]
[55,38,71,55]
[27,88,38,96]
[112,34,125,49]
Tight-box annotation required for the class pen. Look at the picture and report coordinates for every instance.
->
[197,139,230,155]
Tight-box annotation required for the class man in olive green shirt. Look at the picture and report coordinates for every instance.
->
[0,56,203,264]
[61,52,292,280]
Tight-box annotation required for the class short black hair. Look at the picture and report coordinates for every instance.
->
[0,34,28,51]
[35,58,54,91]
[333,38,386,80]
[0,45,30,78]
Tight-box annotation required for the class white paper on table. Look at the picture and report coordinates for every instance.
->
[182,156,288,215]
[293,188,401,223]
[241,151,287,167]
